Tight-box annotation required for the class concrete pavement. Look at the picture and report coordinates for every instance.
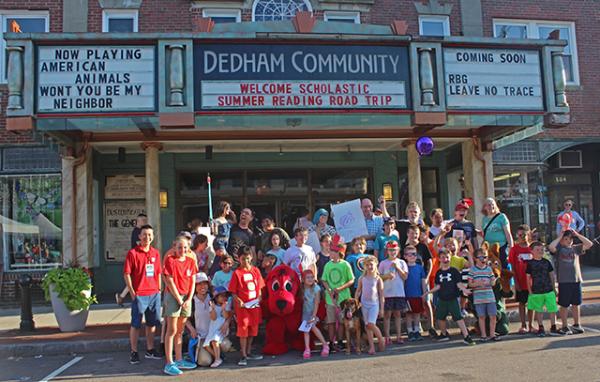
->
[2,317,600,382]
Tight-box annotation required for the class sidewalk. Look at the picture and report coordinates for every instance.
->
[2,266,600,358]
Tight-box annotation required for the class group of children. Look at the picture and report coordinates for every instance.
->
[124,216,594,376]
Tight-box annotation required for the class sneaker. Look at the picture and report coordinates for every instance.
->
[163,362,183,376]
[479,337,489,343]
[210,358,223,368]
[463,335,476,346]
[549,325,562,336]
[557,327,572,335]
[571,325,585,334]
[145,349,162,359]
[130,351,140,364]
[428,328,438,338]
[175,359,197,370]
[490,336,501,342]
[238,357,247,366]
[415,332,424,341]
[247,353,263,361]
[436,333,450,342]
[407,332,416,342]
[537,326,546,337]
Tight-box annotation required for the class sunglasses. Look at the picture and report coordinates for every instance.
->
[476,256,488,260]
[405,252,417,256]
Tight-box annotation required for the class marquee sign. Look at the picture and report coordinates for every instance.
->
[443,48,544,110]
[194,44,410,111]
[37,45,155,113]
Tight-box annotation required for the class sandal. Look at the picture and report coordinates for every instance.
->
[303,349,311,359]
[518,327,528,335]
[321,344,330,357]
[385,337,392,345]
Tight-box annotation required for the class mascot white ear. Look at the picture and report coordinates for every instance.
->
[197,347,213,367]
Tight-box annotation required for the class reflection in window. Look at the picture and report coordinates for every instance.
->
[252,0,311,21]
[180,172,243,198]
[247,171,307,197]
[495,24,527,39]
[1,175,62,270]
[312,169,369,198]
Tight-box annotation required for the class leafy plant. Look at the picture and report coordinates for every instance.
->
[42,268,97,311]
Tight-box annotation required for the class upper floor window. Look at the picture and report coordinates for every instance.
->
[102,9,138,32]
[252,0,312,22]
[324,11,360,24]
[419,15,450,37]
[202,8,241,24]
[493,19,579,85]
[1,11,49,82]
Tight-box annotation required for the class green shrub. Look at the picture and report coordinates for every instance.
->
[42,268,97,311]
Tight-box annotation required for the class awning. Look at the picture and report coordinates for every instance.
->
[0,215,40,234]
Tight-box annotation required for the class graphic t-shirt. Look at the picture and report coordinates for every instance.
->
[123,246,162,296]
[482,213,510,246]
[321,260,354,306]
[468,265,495,304]
[228,266,265,303]
[163,255,198,295]
[345,253,369,289]
[227,225,256,258]
[211,270,233,289]
[378,258,408,298]
[283,245,317,277]
[405,263,426,297]
[445,219,477,247]
[526,258,554,294]
[552,244,583,283]
[434,267,463,301]
[508,245,533,289]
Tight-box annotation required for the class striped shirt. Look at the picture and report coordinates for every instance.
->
[467,265,495,304]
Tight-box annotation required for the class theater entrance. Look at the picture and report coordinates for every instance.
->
[178,168,371,234]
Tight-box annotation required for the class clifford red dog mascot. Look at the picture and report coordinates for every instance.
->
[262,264,305,355]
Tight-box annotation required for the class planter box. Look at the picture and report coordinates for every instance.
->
[49,284,91,332]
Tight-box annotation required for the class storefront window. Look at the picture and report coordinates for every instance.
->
[0,175,62,271]
[397,168,440,219]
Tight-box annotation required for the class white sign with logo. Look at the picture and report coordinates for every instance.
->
[37,46,155,112]
[104,200,146,262]
[331,199,368,242]
[444,48,543,110]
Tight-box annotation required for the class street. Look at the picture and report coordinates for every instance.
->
[2,316,600,382]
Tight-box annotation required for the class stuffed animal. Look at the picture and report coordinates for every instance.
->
[262,264,305,355]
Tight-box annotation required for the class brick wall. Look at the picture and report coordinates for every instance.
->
[0,1,62,146]
[480,0,600,139]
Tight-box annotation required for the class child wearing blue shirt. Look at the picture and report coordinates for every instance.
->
[374,220,399,262]
[211,254,234,290]
[404,246,428,341]
[345,237,368,292]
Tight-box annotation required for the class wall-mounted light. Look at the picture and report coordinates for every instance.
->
[159,189,168,208]
[382,183,393,201]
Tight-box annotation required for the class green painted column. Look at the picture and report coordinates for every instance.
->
[160,152,177,251]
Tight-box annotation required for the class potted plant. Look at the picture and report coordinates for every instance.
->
[41,267,97,332]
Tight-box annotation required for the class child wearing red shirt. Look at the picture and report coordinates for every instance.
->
[228,246,265,366]
[508,224,534,334]
[163,237,198,376]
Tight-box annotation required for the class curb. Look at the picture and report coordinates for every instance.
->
[3,302,600,358]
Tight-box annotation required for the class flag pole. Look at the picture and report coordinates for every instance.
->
[207,172,213,223]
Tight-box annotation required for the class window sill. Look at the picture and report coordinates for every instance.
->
[565,84,582,91]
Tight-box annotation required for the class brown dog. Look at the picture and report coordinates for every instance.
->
[340,298,362,355]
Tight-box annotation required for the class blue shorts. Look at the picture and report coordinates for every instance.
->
[131,293,162,329]
[474,302,497,317]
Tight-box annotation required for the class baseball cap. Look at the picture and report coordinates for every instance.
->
[195,272,209,284]
[213,286,231,299]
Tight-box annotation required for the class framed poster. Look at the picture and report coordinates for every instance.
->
[104,200,146,262]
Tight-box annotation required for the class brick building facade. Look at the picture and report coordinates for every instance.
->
[0,0,598,304]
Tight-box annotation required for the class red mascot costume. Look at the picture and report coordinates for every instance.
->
[262,264,305,355]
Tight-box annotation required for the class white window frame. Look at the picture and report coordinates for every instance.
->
[418,15,450,37]
[0,10,49,83]
[102,9,138,32]
[324,11,360,24]
[493,18,580,85]
[252,0,313,22]
[202,8,241,23]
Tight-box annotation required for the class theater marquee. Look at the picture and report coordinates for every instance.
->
[36,45,156,113]
[194,44,411,110]
[443,48,544,110]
